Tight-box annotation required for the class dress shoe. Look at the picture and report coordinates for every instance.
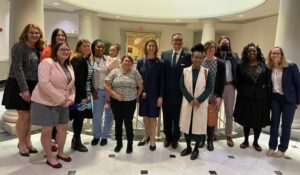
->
[126,143,132,154]
[73,139,88,152]
[226,136,234,147]
[180,147,192,156]
[266,149,275,157]
[207,140,214,151]
[252,143,262,152]
[91,138,100,146]
[198,140,205,148]
[57,154,72,162]
[100,139,108,146]
[114,143,123,153]
[149,144,156,151]
[273,150,284,158]
[164,139,171,147]
[51,144,58,152]
[18,144,29,157]
[240,142,249,149]
[171,140,178,149]
[28,147,38,154]
[46,160,62,169]
[138,137,150,146]
[190,148,199,160]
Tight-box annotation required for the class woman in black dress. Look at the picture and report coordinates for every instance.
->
[2,24,45,156]
[234,43,270,152]
[69,39,93,152]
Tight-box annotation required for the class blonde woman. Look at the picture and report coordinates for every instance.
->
[266,47,300,158]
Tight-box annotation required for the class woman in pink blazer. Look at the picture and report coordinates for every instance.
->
[31,42,75,169]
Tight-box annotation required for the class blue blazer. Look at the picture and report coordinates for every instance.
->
[270,63,300,104]
[161,49,191,104]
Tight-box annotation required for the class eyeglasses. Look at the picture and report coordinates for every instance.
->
[59,48,70,52]
[29,31,40,35]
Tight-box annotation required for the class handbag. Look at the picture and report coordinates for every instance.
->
[207,103,218,126]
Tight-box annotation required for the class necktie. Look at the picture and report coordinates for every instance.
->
[172,52,177,68]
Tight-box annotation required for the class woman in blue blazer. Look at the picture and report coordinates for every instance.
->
[266,46,300,158]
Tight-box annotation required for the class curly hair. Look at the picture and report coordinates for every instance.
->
[240,43,264,65]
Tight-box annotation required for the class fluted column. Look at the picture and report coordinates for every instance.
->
[275,0,300,138]
[1,0,44,135]
[77,10,95,41]
[201,19,216,43]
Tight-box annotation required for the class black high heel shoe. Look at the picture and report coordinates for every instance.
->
[138,137,150,146]
[18,144,30,157]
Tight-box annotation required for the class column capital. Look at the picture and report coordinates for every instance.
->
[76,9,97,17]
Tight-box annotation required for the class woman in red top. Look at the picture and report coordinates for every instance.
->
[40,28,68,151]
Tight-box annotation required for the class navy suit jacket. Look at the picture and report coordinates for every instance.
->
[161,49,191,104]
[270,63,300,104]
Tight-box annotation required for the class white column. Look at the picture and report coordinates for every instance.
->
[9,0,44,47]
[1,0,44,135]
[275,0,300,138]
[201,19,216,43]
[92,16,101,39]
[77,10,95,42]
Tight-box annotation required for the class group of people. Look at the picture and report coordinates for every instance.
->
[1,24,300,168]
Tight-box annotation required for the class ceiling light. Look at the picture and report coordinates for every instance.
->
[115,16,120,18]
[175,19,181,22]
[53,2,60,6]
[238,14,244,18]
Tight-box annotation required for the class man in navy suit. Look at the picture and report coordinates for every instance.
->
[161,33,191,149]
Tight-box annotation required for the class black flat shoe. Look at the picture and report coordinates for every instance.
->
[19,151,30,157]
[138,137,150,146]
[100,139,108,146]
[28,147,38,154]
[190,149,199,160]
[91,139,100,146]
[180,147,192,156]
[149,144,156,151]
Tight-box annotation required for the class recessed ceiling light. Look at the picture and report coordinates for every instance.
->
[238,14,244,18]
[175,19,181,22]
[53,2,60,6]
[115,16,120,18]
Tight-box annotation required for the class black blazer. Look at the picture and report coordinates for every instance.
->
[216,52,239,87]
[269,63,300,104]
[214,58,226,98]
[71,56,89,104]
[161,49,191,104]
[236,61,270,100]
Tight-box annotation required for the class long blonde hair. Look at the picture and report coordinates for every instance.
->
[266,46,289,69]
[71,39,92,63]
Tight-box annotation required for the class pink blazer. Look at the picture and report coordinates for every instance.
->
[31,58,75,106]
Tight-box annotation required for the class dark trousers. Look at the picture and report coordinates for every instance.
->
[162,100,181,141]
[269,93,296,152]
[111,98,136,143]
[72,116,84,139]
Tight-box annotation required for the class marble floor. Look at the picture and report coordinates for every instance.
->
[1,92,300,175]
[0,132,300,175]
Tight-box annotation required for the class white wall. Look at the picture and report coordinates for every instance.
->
[222,16,278,57]
[44,11,79,45]
[0,0,10,62]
